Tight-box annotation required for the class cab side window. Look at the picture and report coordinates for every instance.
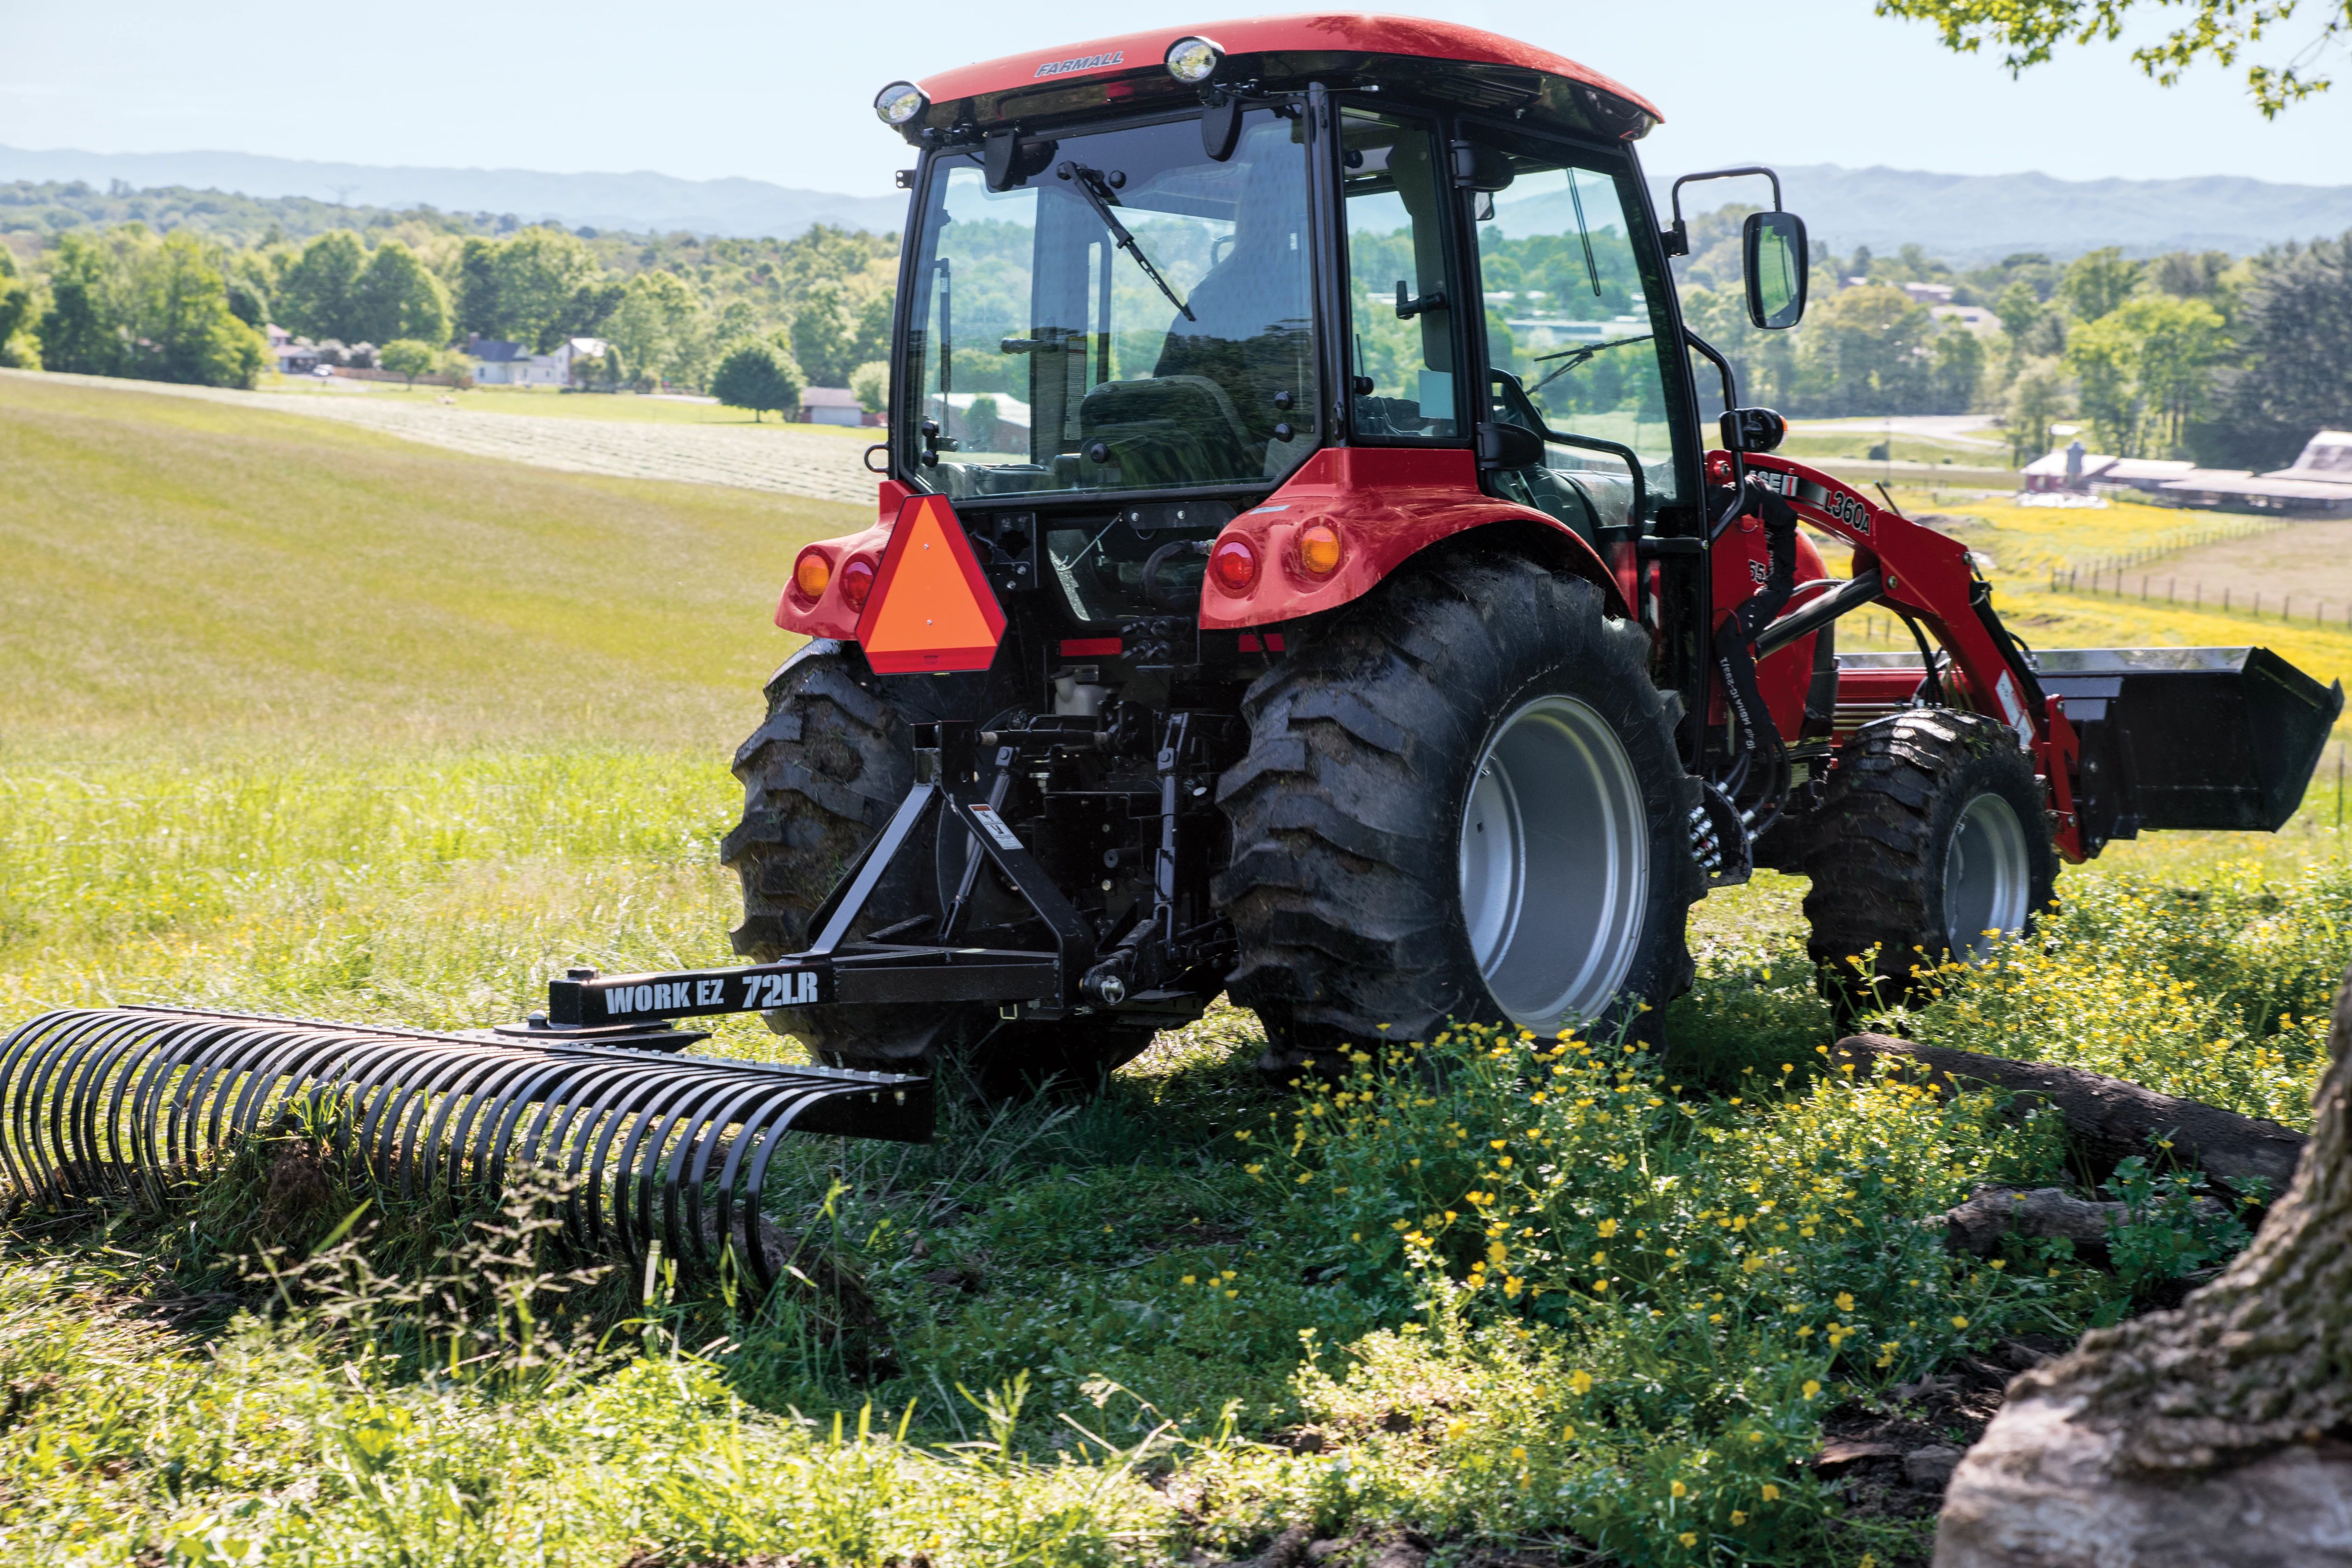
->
[1340,110,1461,441]
[1462,130,1690,535]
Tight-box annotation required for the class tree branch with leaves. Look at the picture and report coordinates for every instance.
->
[1878,0,2350,114]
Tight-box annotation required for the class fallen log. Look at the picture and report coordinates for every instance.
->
[1936,1185,2227,1259]
[1831,1034,2305,1199]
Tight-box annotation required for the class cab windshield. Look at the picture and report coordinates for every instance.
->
[899,108,1319,498]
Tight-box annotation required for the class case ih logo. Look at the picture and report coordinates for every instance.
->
[1034,50,1124,77]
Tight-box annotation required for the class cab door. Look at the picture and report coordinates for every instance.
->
[1452,124,1701,550]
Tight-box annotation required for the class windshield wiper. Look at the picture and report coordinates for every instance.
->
[1057,161,1194,323]
[1528,332,1653,396]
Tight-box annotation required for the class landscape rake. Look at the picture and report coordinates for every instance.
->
[0,1004,928,1289]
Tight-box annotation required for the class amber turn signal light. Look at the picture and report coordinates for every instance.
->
[1297,522,1343,577]
[793,548,832,601]
[1209,537,1259,594]
[840,555,878,611]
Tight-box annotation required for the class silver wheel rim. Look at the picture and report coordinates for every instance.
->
[1944,791,2031,961]
[1456,694,1649,1034]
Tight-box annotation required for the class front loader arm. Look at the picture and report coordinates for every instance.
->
[1723,452,2087,862]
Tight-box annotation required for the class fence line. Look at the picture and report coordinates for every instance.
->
[2040,518,2325,623]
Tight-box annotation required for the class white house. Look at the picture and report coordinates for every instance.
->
[799,385,868,427]
[470,336,607,387]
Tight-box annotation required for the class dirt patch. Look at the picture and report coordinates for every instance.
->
[2118,521,2352,623]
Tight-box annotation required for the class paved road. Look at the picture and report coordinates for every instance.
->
[1792,414,2005,449]
[3,369,880,505]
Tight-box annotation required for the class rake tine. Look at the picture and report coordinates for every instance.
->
[0,1006,927,1289]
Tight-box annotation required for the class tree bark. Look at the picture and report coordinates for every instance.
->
[1934,964,2352,1566]
[1832,1033,2306,1198]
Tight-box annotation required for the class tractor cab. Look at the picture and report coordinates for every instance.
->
[838,16,1807,645]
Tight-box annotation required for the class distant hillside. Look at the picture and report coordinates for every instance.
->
[0,145,906,241]
[1650,164,2352,262]
[6,142,2352,258]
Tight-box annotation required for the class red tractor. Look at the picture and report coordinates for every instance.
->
[8,18,2340,1267]
[710,14,2340,1087]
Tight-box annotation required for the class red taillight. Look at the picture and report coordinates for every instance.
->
[792,547,831,602]
[840,554,878,611]
[1209,537,1259,594]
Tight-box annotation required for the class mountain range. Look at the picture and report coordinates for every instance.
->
[4,143,2350,258]
[0,145,907,239]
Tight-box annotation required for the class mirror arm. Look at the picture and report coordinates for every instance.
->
[1668,164,1784,232]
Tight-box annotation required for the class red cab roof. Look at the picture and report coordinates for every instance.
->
[915,13,1661,127]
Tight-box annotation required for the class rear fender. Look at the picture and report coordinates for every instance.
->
[775,480,910,637]
[1197,447,1627,629]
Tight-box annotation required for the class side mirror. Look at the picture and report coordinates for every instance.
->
[1719,407,1787,453]
[1202,96,1242,162]
[1743,210,1809,330]
[1476,420,1545,470]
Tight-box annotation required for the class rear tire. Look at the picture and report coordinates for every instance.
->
[1800,708,2058,1008]
[722,641,1154,1096]
[1214,551,1702,1074]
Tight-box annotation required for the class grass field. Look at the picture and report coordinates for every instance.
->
[3,374,2349,1567]
[0,373,856,754]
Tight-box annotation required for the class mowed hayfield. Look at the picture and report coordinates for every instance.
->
[0,371,858,753]
[4,370,2352,1568]
[255,375,880,431]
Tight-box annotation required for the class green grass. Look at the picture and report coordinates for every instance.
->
[3,371,2348,1566]
[0,373,858,755]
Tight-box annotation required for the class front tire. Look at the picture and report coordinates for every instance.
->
[1801,708,2058,1007]
[1214,550,1702,1073]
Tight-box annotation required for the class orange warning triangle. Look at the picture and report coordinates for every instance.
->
[855,493,1007,674]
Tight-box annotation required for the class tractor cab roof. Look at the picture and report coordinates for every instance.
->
[900,13,1661,146]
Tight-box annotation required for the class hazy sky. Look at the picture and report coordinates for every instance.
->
[4,0,2346,196]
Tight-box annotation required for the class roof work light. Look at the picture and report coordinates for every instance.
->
[874,81,928,126]
[1164,36,1223,84]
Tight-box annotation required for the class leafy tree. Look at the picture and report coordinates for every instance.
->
[2209,230,2352,467]
[224,278,268,328]
[379,339,439,386]
[2150,249,2232,298]
[850,359,890,415]
[964,393,1002,451]
[1994,280,2064,358]
[788,280,855,387]
[2005,361,2072,467]
[549,278,625,347]
[130,232,268,388]
[1799,284,1936,415]
[1877,0,2350,115]
[2065,313,2144,453]
[1932,322,1988,413]
[278,230,366,341]
[709,339,804,421]
[603,270,712,389]
[0,245,36,368]
[351,240,451,346]
[37,232,122,374]
[454,237,502,339]
[2060,247,2143,323]
[488,228,599,350]
[2123,294,2229,454]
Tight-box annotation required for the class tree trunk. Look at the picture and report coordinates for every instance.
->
[1934,964,2352,1566]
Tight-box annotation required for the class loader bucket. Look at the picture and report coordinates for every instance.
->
[2034,646,2345,849]
[0,1005,928,1291]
